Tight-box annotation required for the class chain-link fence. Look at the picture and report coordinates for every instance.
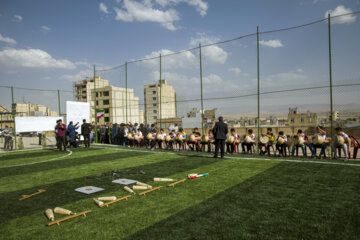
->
[1,12,360,153]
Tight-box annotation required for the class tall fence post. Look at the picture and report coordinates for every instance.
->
[159,53,162,129]
[125,61,128,124]
[57,89,61,116]
[328,13,334,154]
[94,64,98,143]
[257,26,260,153]
[11,86,17,150]
[199,43,204,136]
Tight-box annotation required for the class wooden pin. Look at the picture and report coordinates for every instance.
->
[47,210,91,227]
[19,189,46,200]
[100,195,132,208]
[168,179,187,187]
[138,186,163,196]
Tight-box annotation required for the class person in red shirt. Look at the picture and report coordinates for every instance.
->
[55,119,67,151]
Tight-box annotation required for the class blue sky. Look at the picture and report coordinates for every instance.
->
[0,0,359,115]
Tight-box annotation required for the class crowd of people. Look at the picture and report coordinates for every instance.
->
[58,116,358,162]
[3,117,355,162]
[54,119,91,151]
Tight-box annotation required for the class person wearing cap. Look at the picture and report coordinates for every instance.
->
[212,116,228,158]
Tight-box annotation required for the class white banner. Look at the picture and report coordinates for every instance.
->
[66,101,90,133]
[15,117,63,133]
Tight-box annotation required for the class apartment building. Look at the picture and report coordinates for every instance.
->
[144,80,176,125]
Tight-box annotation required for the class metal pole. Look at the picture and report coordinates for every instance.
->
[57,89,61,116]
[125,61,128,124]
[199,43,204,136]
[159,53,162,129]
[94,64,98,143]
[328,13,334,152]
[11,86,17,150]
[257,26,260,153]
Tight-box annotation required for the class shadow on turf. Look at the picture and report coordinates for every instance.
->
[0,149,147,177]
[0,149,65,161]
[124,162,360,240]
[0,153,224,224]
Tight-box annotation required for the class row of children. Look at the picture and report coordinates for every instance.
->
[121,124,359,161]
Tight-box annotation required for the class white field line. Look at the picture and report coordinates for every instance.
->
[92,144,360,168]
[0,146,55,154]
[0,150,73,169]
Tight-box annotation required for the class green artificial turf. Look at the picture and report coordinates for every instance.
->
[0,146,359,240]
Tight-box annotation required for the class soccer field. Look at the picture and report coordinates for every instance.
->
[0,146,359,240]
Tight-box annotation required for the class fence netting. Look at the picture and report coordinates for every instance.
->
[1,12,360,151]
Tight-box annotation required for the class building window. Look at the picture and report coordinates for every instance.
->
[153,103,157,107]
[96,92,98,97]
[152,91,156,94]
[103,100,109,105]
[153,97,156,101]
[290,118,294,123]
[103,91,109,96]
[104,108,109,113]
[96,101,98,106]
[300,117,304,123]
[153,110,157,113]
[153,116,157,119]
[104,117,109,122]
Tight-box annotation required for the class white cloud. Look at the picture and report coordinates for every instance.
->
[0,34,16,44]
[41,26,51,32]
[61,69,92,82]
[13,15,22,22]
[150,71,222,95]
[150,70,189,86]
[185,0,208,16]
[202,45,227,64]
[75,61,91,68]
[261,72,307,89]
[114,0,180,31]
[190,33,228,64]
[142,49,197,69]
[0,48,76,70]
[142,0,153,8]
[296,68,303,73]
[100,2,110,14]
[203,74,222,84]
[228,67,241,75]
[325,5,356,24]
[155,0,208,16]
[42,76,51,80]
[259,39,284,48]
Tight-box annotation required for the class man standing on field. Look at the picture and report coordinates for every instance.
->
[81,119,91,148]
[212,116,228,158]
[55,119,67,151]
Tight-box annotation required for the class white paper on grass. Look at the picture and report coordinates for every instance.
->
[66,101,90,133]
[15,116,63,133]
[75,186,104,194]
[112,179,138,185]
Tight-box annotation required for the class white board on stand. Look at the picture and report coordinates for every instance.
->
[66,101,90,133]
[15,116,63,133]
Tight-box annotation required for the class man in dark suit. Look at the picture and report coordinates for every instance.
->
[212,116,228,158]
[81,119,91,148]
